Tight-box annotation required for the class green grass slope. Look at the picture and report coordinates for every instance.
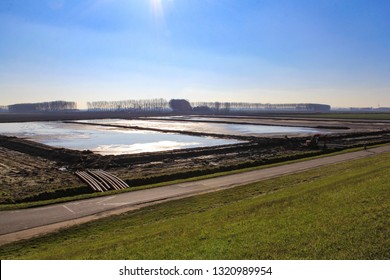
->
[1,152,389,259]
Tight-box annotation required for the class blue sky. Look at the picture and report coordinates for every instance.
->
[0,0,389,108]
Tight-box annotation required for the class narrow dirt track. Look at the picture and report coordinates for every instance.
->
[1,145,389,245]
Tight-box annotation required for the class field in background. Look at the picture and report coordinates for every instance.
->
[1,151,389,259]
[289,113,390,120]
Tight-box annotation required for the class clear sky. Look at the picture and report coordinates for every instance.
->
[1,0,389,108]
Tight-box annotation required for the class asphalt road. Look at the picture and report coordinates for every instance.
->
[1,145,389,245]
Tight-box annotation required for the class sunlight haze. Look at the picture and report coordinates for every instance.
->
[0,0,389,108]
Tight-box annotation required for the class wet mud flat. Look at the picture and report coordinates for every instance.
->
[144,114,390,133]
[1,122,390,204]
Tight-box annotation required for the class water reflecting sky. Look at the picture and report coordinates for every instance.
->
[77,118,323,136]
[0,121,240,155]
[0,119,327,155]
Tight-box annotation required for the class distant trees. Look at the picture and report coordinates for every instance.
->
[168,99,192,112]
[87,98,169,112]
[8,101,77,113]
[191,101,267,112]
[190,102,330,113]
[192,106,211,113]
[191,102,231,112]
[2,98,330,114]
[87,98,330,113]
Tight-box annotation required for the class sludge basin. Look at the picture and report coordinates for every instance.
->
[0,121,241,155]
[0,119,330,155]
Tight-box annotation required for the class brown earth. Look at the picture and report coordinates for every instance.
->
[0,147,81,203]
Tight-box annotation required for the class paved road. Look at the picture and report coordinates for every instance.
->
[1,145,390,244]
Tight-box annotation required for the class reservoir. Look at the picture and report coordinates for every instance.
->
[76,118,325,136]
[0,121,241,155]
[0,119,328,155]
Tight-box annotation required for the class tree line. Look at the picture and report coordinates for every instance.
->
[191,102,330,112]
[87,98,330,113]
[87,98,170,112]
[3,98,330,114]
[8,101,77,113]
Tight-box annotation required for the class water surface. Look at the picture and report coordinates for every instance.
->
[0,122,240,155]
[77,118,325,136]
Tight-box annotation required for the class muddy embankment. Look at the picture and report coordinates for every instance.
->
[0,111,172,123]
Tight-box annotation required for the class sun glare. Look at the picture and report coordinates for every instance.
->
[151,0,165,22]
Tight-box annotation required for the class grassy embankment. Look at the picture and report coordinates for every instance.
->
[1,151,389,259]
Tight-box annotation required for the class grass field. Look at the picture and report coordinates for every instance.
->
[0,152,389,259]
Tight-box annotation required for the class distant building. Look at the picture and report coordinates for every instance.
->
[260,103,331,112]
[349,107,373,112]
[377,107,390,112]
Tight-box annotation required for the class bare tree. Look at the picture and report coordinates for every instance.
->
[87,98,170,112]
[8,101,77,113]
